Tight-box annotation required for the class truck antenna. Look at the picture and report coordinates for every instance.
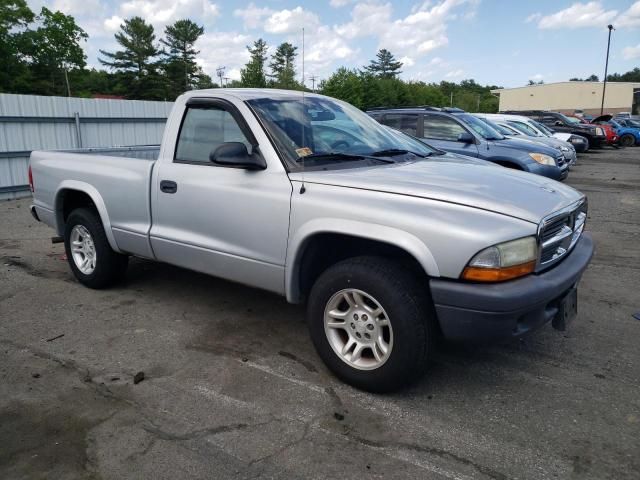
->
[300,27,306,194]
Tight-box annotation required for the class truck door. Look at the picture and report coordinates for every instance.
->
[422,114,480,157]
[149,98,292,295]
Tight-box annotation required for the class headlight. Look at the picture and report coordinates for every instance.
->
[529,153,556,166]
[462,236,537,282]
[595,127,604,136]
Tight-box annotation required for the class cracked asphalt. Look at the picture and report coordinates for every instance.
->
[1,147,639,480]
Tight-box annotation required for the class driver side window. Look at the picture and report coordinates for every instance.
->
[175,107,252,164]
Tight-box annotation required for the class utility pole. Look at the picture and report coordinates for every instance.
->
[223,77,230,87]
[450,91,453,107]
[308,75,318,92]
[600,24,614,115]
[216,66,225,88]
[477,94,481,112]
[64,68,71,97]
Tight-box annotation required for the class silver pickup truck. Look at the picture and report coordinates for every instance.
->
[29,89,594,392]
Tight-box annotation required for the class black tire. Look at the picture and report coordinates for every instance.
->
[307,256,433,392]
[64,208,128,289]
[620,134,635,147]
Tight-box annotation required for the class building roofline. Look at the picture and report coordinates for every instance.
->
[491,80,640,94]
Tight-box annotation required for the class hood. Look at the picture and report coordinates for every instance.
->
[290,155,583,224]
[492,137,559,156]
[592,114,612,123]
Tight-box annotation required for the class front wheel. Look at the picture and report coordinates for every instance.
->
[619,134,635,147]
[307,256,433,392]
[64,208,128,289]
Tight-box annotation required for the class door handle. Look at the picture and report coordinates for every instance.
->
[160,180,177,194]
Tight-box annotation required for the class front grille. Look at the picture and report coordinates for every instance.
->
[537,200,587,271]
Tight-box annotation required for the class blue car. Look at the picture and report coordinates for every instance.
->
[592,115,640,147]
[368,107,568,180]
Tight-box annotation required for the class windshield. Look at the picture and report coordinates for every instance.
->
[563,115,582,124]
[462,115,505,140]
[508,120,541,137]
[530,119,553,136]
[625,119,640,128]
[483,118,515,136]
[247,96,435,169]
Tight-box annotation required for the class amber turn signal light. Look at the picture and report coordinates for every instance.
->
[461,260,536,282]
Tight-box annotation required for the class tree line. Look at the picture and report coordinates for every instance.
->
[1,0,638,112]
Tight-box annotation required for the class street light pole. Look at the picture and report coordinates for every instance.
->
[600,24,614,115]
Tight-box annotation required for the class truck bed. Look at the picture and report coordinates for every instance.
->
[30,146,159,258]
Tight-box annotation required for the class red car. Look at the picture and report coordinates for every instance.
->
[568,115,619,146]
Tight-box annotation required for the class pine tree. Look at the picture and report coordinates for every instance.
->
[160,19,204,96]
[240,38,268,88]
[365,49,403,79]
[269,42,298,89]
[99,17,162,99]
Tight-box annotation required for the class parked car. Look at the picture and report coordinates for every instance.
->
[29,89,593,392]
[592,114,640,147]
[616,118,640,129]
[568,115,619,147]
[368,107,568,180]
[504,110,607,148]
[526,118,590,153]
[476,113,577,165]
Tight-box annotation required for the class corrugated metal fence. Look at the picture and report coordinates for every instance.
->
[0,93,173,200]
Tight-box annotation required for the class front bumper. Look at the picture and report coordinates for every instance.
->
[430,232,594,342]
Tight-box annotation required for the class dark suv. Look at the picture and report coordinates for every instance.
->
[503,110,606,148]
[368,107,568,180]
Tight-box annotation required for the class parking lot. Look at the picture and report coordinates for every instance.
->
[1,147,639,480]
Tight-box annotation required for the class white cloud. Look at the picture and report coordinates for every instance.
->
[335,0,474,61]
[104,16,124,32]
[335,2,393,39]
[616,1,640,28]
[119,0,219,28]
[52,0,102,17]
[528,2,618,29]
[233,3,273,30]
[525,13,541,23]
[400,56,415,67]
[622,44,640,60]
[530,73,544,81]
[330,0,354,7]
[264,6,321,34]
[445,69,464,78]
[195,32,252,81]
[429,57,443,65]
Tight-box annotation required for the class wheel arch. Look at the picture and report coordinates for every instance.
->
[54,181,121,253]
[285,219,439,303]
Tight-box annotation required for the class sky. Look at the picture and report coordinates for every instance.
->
[24,0,640,88]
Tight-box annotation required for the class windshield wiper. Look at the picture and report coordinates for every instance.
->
[297,152,394,163]
[369,148,429,158]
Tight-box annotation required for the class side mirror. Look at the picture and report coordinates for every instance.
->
[554,120,563,126]
[457,132,475,144]
[210,142,266,170]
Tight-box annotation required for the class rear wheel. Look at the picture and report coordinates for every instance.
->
[307,256,433,392]
[64,208,128,289]
[620,134,635,147]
